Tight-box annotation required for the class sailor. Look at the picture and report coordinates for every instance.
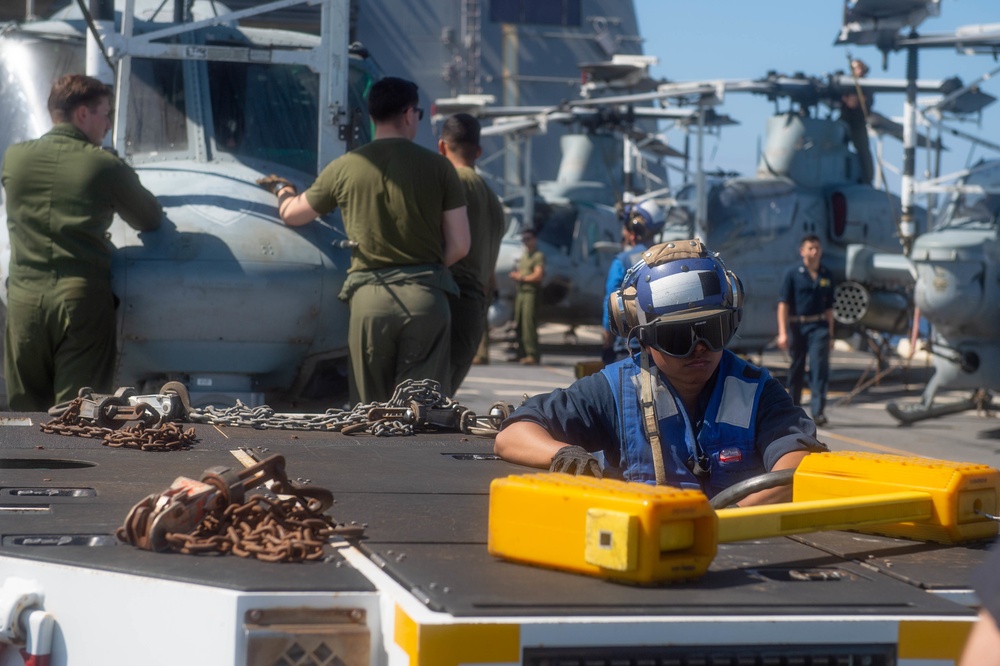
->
[601,199,666,364]
[1,74,162,411]
[509,227,545,365]
[437,113,506,392]
[776,234,835,426]
[263,77,470,404]
[496,239,826,506]
[840,58,874,184]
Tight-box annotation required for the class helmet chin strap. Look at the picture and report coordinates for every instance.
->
[639,350,668,485]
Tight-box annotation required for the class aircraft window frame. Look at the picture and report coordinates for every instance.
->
[709,183,797,250]
[124,56,193,160]
[576,205,618,260]
[204,59,321,175]
[346,60,375,150]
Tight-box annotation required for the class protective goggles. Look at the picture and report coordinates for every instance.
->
[638,309,739,358]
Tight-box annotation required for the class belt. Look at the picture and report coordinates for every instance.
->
[789,313,827,324]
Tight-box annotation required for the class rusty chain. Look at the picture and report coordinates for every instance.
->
[117,454,365,562]
[40,394,197,451]
[159,493,364,562]
[40,379,513,449]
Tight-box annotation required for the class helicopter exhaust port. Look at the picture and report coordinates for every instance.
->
[832,281,910,334]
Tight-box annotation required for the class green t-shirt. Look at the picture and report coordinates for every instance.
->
[517,248,545,294]
[450,166,506,295]
[2,124,162,287]
[305,138,466,273]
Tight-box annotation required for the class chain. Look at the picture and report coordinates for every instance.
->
[187,378,511,437]
[41,379,512,444]
[40,396,197,451]
[157,493,363,563]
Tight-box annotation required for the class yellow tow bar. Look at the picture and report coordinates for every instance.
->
[488,451,999,584]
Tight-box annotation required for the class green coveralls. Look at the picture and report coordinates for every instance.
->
[305,138,466,404]
[1,124,162,411]
[514,249,545,361]
[448,166,505,392]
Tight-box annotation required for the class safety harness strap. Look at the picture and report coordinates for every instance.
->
[640,351,668,485]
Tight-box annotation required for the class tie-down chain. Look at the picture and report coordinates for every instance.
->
[117,453,363,562]
[41,385,197,450]
[181,378,513,436]
[40,379,514,449]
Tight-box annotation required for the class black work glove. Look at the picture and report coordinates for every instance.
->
[256,174,295,195]
[549,445,603,478]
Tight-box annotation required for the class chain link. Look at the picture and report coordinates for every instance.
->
[40,396,197,450]
[158,493,363,563]
[40,379,512,445]
[187,378,509,437]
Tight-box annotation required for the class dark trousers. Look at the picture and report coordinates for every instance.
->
[449,287,489,393]
[787,323,830,418]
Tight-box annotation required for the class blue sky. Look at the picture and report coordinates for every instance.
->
[632,0,999,197]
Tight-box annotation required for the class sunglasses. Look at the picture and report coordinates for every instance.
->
[412,106,424,121]
[639,310,738,358]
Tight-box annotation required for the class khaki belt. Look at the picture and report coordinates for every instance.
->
[789,313,827,324]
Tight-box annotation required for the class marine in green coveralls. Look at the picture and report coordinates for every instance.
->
[1,74,162,411]
[266,77,470,404]
[509,229,545,365]
[437,113,506,392]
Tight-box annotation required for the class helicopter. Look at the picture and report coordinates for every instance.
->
[433,58,715,337]
[829,0,1000,424]
[885,159,1000,423]
[462,62,983,356]
[0,0,379,407]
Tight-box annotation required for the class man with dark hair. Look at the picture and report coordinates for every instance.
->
[266,76,470,404]
[1,73,162,411]
[777,234,835,426]
[437,113,506,391]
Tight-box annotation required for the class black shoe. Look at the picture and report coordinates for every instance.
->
[813,414,828,427]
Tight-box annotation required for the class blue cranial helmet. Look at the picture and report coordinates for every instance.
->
[609,239,743,346]
[625,199,666,238]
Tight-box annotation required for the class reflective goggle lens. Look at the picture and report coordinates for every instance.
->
[644,311,737,358]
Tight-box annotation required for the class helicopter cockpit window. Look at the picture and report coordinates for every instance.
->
[125,58,188,155]
[710,185,795,249]
[536,204,577,254]
[0,35,82,150]
[207,61,319,175]
[935,163,1000,231]
[577,206,616,258]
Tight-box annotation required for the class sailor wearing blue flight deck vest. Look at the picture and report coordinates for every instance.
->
[601,199,666,365]
[496,239,827,506]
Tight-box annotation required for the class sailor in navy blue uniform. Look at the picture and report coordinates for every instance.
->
[496,239,826,506]
[777,234,835,426]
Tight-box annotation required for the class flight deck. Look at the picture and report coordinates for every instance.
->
[0,381,994,665]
